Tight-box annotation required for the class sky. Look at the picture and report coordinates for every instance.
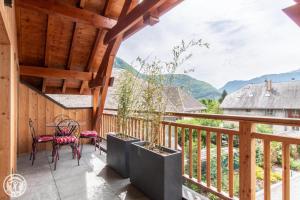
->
[117,0,300,88]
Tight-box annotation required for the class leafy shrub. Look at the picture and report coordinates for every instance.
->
[256,166,281,184]
[291,158,300,171]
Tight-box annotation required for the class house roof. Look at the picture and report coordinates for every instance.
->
[163,87,206,112]
[47,69,206,113]
[220,81,300,109]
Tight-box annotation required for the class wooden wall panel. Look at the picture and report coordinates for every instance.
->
[1,1,19,199]
[18,83,93,154]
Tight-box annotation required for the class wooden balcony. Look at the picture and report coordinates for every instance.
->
[100,111,300,200]
[1,0,300,199]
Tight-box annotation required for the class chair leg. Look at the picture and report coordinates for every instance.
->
[31,143,36,166]
[51,143,55,163]
[76,146,80,166]
[80,139,83,156]
[29,142,34,161]
[94,138,96,151]
[54,145,59,170]
[71,145,75,159]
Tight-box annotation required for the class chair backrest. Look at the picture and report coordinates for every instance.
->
[56,119,80,137]
[53,114,70,125]
[28,118,36,140]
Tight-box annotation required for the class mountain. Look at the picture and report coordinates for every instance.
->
[113,57,221,99]
[114,57,139,75]
[220,69,300,93]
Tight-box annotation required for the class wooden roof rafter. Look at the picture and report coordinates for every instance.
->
[104,0,170,44]
[91,0,139,129]
[78,0,112,95]
[123,0,183,40]
[15,0,117,30]
[78,0,138,94]
[20,66,93,81]
[61,21,80,94]
[16,0,183,96]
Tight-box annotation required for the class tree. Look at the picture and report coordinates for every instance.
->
[218,90,228,103]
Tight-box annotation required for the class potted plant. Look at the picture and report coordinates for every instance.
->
[129,40,208,200]
[107,71,139,178]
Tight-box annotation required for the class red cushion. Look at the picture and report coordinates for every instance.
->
[54,136,78,144]
[36,135,54,142]
[80,131,97,137]
[60,127,70,135]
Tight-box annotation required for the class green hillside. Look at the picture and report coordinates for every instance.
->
[113,57,221,99]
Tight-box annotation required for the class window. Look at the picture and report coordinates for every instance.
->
[265,109,274,116]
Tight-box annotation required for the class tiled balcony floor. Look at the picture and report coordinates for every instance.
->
[16,144,206,200]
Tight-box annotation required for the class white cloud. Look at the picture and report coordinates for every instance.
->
[117,0,300,88]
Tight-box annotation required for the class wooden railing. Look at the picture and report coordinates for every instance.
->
[99,110,300,200]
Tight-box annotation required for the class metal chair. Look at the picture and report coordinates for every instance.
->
[80,130,100,154]
[29,118,54,165]
[52,119,81,170]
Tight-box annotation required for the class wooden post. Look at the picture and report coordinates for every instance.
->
[239,121,256,200]
[282,143,290,200]
[92,88,100,130]
[0,44,11,200]
[263,140,271,200]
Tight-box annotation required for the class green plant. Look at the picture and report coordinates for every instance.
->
[135,39,208,148]
[115,71,136,137]
[291,158,300,171]
[256,124,273,134]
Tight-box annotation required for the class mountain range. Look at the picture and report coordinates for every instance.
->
[114,57,300,98]
[219,69,300,93]
[113,57,221,99]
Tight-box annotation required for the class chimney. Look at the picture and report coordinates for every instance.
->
[267,80,272,91]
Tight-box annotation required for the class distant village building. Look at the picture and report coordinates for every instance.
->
[105,86,206,114]
[220,80,300,134]
[47,69,206,115]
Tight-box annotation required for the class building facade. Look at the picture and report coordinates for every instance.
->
[221,80,300,135]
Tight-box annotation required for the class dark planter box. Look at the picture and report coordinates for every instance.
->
[107,133,140,178]
[129,141,182,200]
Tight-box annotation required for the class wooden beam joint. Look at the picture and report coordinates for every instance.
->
[143,11,159,26]
[16,0,117,29]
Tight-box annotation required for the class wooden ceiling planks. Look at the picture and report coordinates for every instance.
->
[61,0,99,94]
[18,8,47,66]
[78,0,121,94]
[91,0,139,128]
[16,0,182,95]
[15,0,117,29]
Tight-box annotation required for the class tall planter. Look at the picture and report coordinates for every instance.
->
[107,133,140,178]
[129,141,182,200]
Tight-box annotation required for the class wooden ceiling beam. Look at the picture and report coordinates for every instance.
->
[15,0,117,29]
[143,14,159,26]
[42,79,47,93]
[45,87,91,95]
[20,66,93,81]
[123,0,183,41]
[104,0,168,44]
[92,0,138,129]
[78,0,114,94]
[62,23,79,93]
[42,15,53,93]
